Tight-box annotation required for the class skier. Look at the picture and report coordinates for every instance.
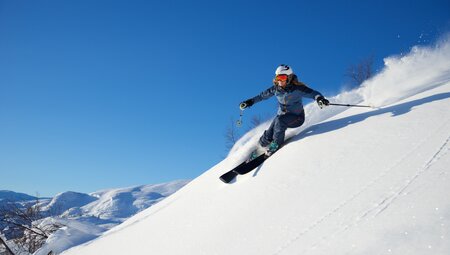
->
[240,64,329,159]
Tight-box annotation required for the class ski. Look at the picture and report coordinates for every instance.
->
[219,154,269,183]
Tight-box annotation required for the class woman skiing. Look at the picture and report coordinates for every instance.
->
[240,64,329,159]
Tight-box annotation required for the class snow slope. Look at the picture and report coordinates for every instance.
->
[33,180,189,255]
[63,37,450,255]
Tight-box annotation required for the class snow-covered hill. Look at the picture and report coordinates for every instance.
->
[34,180,189,254]
[38,181,189,222]
[0,190,38,203]
[42,191,97,215]
[0,180,189,255]
[62,38,450,255]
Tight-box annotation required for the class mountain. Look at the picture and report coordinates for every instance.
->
[0,190,37,202]
[80,181,189,220]
[0,180,189,255]
[42,191,98,215]
[61,38,450,255]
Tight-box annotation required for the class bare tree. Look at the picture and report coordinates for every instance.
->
[250,115,263,127]
[225,118,240,151]
[250,113,272,128]
[0,199,63,254]
[0,234,15,255]
[345,55,375,88]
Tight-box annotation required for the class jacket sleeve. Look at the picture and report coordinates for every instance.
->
[294,81,323,100]
[252,86,276,104]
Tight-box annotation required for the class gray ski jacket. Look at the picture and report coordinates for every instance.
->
[251,76,323,115]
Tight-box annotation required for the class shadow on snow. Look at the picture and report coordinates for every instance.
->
[293,92,450,142]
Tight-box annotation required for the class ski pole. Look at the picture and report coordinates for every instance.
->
[236,109,244,127]
[236,102,247,127]
[328,103,374,108]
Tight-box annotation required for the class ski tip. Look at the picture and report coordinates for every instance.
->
[219,177,230,183]
[219,171,237,184]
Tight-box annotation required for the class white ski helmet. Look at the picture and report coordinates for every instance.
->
[275,64,293,76]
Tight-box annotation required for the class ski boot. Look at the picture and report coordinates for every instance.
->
[265,141,279,156]
[247,143,266,162]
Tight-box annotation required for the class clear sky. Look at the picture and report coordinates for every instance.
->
[1,0,449,197]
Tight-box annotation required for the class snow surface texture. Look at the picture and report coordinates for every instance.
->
[32,180,189,255]
[63,37,450,255]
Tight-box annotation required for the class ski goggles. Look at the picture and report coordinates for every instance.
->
[275,74,289,81]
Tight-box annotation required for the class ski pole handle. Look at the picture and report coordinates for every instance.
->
[237,99,253,126]
[318,101,325,109]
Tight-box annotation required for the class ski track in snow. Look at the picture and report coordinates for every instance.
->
[304,124,450,254]
[273,115,450,255]
[372,132,450,218]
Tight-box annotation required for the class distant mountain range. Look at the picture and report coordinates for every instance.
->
[0,190,39,202]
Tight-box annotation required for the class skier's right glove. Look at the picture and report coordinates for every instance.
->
[239,99,254,110]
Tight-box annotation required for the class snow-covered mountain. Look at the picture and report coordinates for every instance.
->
[61,37,450,255]
[0,190,38,203]
[0,180,189,255]
[42,191,97,215]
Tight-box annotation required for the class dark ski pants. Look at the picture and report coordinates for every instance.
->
[259,111,305,147]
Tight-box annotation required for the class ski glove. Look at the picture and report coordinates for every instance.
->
[316,96,330,109]
[240,99,254,110]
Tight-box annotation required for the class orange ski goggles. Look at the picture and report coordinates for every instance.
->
[275,74,289,81]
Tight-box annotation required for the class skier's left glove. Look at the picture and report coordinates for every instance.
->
[316,96,329,109]
[240,99,254,110]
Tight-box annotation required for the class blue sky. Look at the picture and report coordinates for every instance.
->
[1,0,449,197]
